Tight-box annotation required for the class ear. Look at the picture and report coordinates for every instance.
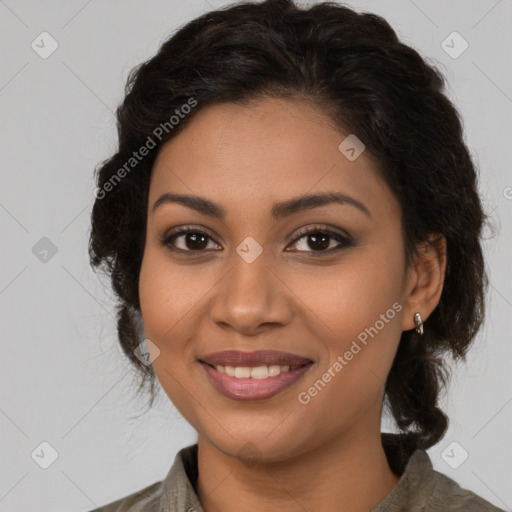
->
[401,233,447,332]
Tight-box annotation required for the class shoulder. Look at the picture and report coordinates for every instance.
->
[382,435,505,512]
[85,443,200,512]
[425,468,505,512]
[86,480,163,512]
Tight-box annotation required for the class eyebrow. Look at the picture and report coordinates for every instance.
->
[151,191,371,220]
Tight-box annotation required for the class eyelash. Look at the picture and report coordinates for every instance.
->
[160,224,354,256]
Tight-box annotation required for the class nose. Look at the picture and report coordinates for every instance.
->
[209,247,294,336]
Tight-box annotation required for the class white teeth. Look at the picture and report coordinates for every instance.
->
[268,365,281,376]
[213,364,301,378]
[234,366,251,378]
[250,365,268,379]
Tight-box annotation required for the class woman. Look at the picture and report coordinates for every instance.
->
[88,0,504,510]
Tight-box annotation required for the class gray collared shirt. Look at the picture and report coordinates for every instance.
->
[89,433,505,511]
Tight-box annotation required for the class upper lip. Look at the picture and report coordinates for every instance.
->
[199,350,313,367]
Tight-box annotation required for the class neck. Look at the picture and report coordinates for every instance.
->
[196,422,401,512]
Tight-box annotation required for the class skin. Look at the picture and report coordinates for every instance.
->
[138,96,447,512]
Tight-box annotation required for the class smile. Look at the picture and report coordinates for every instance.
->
[199,350,314,401]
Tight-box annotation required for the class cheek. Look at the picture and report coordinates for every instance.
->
[292,254,403,341]
[294,278,402,430]
[292,245,405,391]
[138,249,202,340]
[138,251,205,421]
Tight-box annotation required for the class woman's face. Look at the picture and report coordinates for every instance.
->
[139,97,417,461]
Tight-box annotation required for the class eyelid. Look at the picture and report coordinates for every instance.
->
[161,225,221,252]
[290,224,353,244]
[163,224,220,244]
[161,223,353,254]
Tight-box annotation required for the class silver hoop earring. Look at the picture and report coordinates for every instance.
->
[414,312,424,335]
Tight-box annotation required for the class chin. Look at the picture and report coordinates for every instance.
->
[197,418,320,465]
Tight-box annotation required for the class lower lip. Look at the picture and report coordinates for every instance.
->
[200,362,313,401]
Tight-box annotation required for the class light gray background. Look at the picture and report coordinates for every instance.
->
[0,1,511,511]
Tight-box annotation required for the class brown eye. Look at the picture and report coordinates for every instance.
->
[162,228,220,252]
[287,227,354,255]
[160,225,353,256]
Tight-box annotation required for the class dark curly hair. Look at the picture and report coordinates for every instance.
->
[89,0,491,451]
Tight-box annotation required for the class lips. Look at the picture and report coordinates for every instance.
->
[199,349,313,367]
[198,350,314,401]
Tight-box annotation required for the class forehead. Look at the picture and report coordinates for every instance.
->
[149,97,398,222]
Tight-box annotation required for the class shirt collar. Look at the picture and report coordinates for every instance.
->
[159,433,432,512]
